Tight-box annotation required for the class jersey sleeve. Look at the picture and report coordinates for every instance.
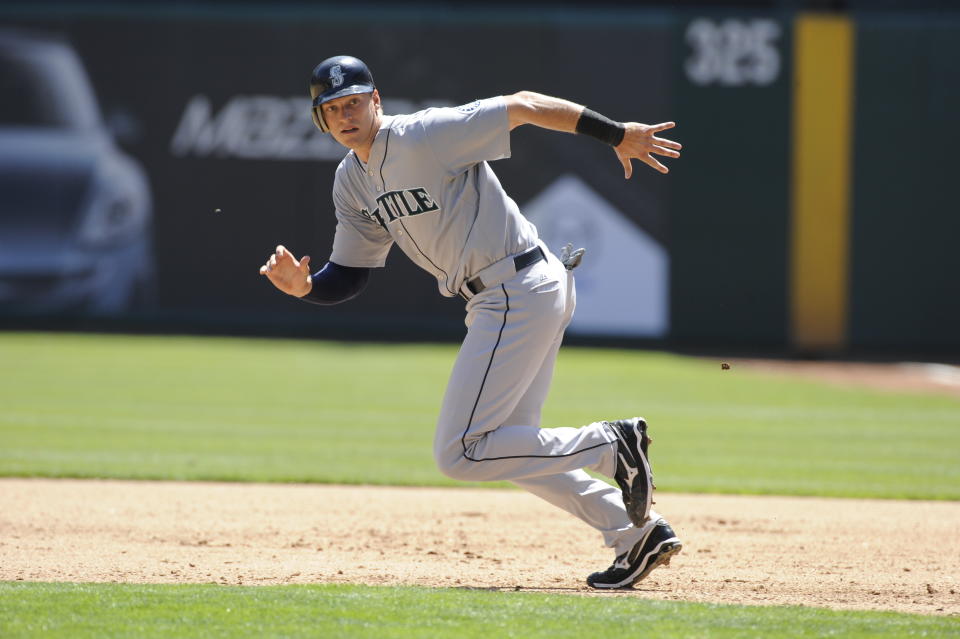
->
[420,96,511,177]
[328,179,394,268]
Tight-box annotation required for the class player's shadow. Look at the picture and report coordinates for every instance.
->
[451,585,662,593]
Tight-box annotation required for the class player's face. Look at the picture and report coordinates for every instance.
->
[323,90,381,152]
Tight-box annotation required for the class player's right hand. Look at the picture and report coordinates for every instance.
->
[259,244,313,297]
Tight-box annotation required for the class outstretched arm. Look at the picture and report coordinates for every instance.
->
[503,90,681,178]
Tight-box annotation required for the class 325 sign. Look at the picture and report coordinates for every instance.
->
[684,18,783,87]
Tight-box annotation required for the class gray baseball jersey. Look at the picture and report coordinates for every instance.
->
[328,97,539,296]
[322,95,658,563]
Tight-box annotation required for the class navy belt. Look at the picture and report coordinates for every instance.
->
[463,246,546,297]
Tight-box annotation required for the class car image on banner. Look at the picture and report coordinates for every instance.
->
[0,30,154,316]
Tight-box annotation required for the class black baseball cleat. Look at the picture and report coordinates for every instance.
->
[607,417,654,527]
[587,518,682,589]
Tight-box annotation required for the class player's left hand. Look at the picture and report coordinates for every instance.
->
[614,122,681,178]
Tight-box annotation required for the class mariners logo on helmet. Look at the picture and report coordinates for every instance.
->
[309,55,376,133]
[330,65,344,88]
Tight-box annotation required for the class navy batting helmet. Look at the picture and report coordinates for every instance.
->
[309,55,376,133]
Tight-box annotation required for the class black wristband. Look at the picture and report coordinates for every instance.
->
[576,108,626,147]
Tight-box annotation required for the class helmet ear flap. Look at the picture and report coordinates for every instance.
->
[311,105,329,133]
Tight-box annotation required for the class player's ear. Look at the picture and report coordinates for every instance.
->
[372,89,382,114]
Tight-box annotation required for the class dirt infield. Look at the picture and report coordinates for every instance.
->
[733,358,960,398]
[2,478,958,616]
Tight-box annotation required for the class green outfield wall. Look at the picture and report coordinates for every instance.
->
[670,12,793,348]
[848,13,960,352]
[668,10,958,355]
[0,5,956,354]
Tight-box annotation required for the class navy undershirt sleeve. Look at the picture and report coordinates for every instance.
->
[299,261,370,305]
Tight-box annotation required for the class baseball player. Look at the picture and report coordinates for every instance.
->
[261,55,682,588]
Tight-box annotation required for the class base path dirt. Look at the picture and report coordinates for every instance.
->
[732,359,960,398]
[1,479,958,616]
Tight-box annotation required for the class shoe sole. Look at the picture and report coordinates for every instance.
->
[587,539,682,590]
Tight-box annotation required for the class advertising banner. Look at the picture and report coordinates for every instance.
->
[0,9,676,339]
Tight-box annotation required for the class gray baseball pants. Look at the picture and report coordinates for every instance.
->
[433,247,646,554]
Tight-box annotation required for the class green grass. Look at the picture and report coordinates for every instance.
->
[0,332,958,498]
[2,333,959,635]
[1,582,956,639]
